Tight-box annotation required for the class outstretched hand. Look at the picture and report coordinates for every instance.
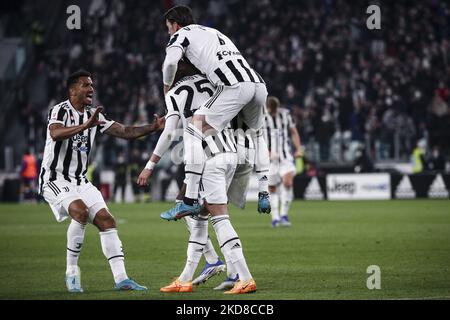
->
[151,114,166,131]
[294,149,303,158]
[137,168,153,187]
[84,106,106,129]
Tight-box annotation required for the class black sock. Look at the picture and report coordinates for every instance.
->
[183,197,197,206]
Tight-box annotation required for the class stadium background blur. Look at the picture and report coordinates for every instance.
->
[0,0,449,202]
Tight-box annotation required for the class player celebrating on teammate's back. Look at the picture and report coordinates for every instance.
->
[160,5,271,219]
[137,62,258,293]
[39,70,164,292]
[137,62,228,289]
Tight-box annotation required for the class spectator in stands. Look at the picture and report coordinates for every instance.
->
[354,144,374,173]
[113,152,127,202]
[129,148,148,202]
[427,146,446,171]
[411,140,427,174]
[20,148,38,202]
[10,0,450,170]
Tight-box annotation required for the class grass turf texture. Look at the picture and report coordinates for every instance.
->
[0,200,449,300]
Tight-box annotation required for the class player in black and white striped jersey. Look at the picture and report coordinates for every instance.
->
[39,70,164,293]
[264,97,303,228]
[39,102,113,189]
[161,5,271,234]
[137,61,258,293]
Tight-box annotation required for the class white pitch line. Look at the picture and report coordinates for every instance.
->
[390,296,450,300]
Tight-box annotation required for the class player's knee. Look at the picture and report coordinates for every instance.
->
[93,211,116,231]
[269,185,277,193]
[283,180,293,188]
[69,204,89,224]
[283,175,294,188]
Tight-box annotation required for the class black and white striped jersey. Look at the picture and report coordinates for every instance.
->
[38,100,115,193]
[165,74,215,123]
[165,74,237,157]
[166,24,265,87]
[230,115,255,151]
[264,107,296,162]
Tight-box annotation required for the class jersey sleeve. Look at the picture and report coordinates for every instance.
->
[98,112,116,133]
[152,114,180,157]
[48,105,67,126]
[164,92,182,119]
[166,29,190,54]
[287,111,296,129]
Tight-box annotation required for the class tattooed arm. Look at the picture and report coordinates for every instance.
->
[104,115,165,140]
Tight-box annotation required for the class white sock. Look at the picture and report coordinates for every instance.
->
[280,184,293,217]
[179,217,209,282]
[185,216,219,264]
[225,257,238,280]
[255,130,270,193]
[100,228,128,284]
[211,215,252,282]
[203,236,220,264]
[256,171,269,193]
[66,219,86,275]
[184,123,206,201]
[270,189,280,221]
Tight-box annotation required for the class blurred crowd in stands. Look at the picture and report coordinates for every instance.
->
[5,0,450,176]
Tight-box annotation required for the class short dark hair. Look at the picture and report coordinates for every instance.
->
[172,61,201,85]
[66,70,91,91]
[164,5,195,27]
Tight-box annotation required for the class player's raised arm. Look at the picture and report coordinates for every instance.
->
[137,113,181,186]
[289,114,303,158]
[104,115,165,140]
[49,107,105,141]
[163,47,183,95]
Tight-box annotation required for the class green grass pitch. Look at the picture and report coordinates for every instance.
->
[0,200,449,300]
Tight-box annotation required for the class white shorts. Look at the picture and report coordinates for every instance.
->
[195,82,268,131]
[269,159,296,186]
[42,180,107,223]
[199,153,238,204]
[228,163,253,209]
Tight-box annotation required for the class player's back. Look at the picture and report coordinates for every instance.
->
[165,74,215,124]
[265,107,295,161]
[165,74,238,157]
[167,25,265,87]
